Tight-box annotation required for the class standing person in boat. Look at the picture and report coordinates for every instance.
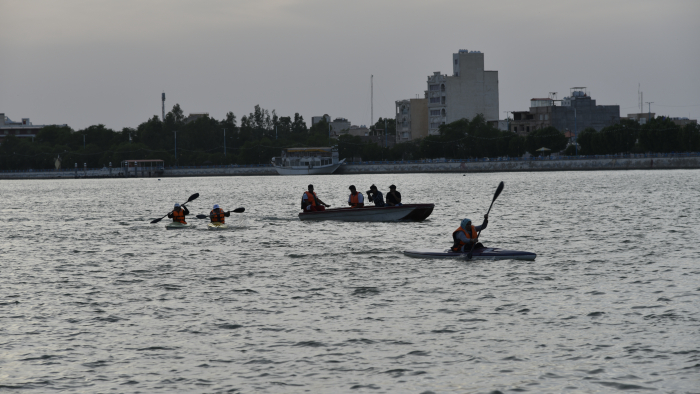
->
[386,185,402,207]
[210,204,230,223]
[366,184,385,207]
[302,184,330,212]
[168,203,190,224]
[348,185,365,208]
[451,215,488,252]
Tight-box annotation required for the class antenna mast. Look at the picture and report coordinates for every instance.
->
[162,92,166,120]
[371,75,373,128]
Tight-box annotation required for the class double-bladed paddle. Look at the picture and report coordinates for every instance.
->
[195,207,245,219]
[467,181,504,259]
[150,193,199,224]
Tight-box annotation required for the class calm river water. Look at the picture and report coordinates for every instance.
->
[1,170,699,393]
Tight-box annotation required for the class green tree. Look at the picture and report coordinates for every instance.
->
[525,126,567,155]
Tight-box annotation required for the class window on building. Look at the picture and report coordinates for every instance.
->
[441,97,446,105]
[430,110,440,116]
[430,84,440,91]
[526,126,530,132]
[441,84,445,92]
[513,126,517,132]
[545,114,549,120]
[441,109,446,116]
[454,59,458,65]
[430,123,440,129]
[539,114,543,120]
[429,97,441,103]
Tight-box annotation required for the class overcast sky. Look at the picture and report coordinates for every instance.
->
[1,0,699,131]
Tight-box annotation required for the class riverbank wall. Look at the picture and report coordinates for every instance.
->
[1,155,699,179]
[337,156,700,174]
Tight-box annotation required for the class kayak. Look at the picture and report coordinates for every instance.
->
[207,222,229,230]
[298,204,434,222]
[165,222,193,230]
[403,247,536,261]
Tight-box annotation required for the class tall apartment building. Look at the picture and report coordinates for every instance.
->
[426,50,499,135]
[395,98,429,143]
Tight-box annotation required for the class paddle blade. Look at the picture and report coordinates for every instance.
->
[187,193,200,202]
[150,217,163,224]
[492,181,504,202]
[195,214,209,219]
[232,207,245,213]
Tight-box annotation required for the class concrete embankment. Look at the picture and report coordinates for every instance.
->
[337,156,700,174]
[0,166,277,179]
[1,156,699,179]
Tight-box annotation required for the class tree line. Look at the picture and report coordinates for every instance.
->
[575,117,700,155]
[1,105,698,170]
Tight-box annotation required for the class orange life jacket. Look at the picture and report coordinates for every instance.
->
[350,192,364,208]
[304,191,317,206]
[211,208,225,223]
[172,209,187,224]
[451,225,477,252]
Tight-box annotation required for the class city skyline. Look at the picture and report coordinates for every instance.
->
[1,0,698,131]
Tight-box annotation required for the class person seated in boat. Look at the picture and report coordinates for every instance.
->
[386,185,402,207]
[366,184,385,207]
[451,215,488,252]
[210,204,230,223]
[348,185,364,208]
[168,203,190,224]
[302,184,330,212]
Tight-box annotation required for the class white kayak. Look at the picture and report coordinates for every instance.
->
[207,222,229,230]
[404,247,536,261]
[165,222,194,230]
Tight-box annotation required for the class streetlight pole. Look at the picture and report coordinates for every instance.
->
[574,107,578,156]
[173,130,178,165]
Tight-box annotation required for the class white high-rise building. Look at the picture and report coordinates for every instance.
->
[426,50,499,135]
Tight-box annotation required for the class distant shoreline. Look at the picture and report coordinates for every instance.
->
[1,155,699,180]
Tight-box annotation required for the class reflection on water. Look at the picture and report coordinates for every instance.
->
[1,170,699,392]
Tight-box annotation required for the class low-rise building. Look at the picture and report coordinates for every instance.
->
[184,113,209,123]
[0,113,65,145]
[311,115,331,126]
[345,125,370,137]
[510,89,620,135]
[395,98,429,143]
[668,117,698,127]
[623,112,655,125]
[330,117,351,133]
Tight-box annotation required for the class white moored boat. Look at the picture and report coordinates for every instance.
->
[271,147,345,175]
[298,204,434,222]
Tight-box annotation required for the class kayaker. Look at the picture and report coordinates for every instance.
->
[366,184,385,207]
[348,185,364,208]
[302,184,330,212]
[210,204,230,223]
[168,203,190,224]
[386,185,402,207]
[451,215,488,252]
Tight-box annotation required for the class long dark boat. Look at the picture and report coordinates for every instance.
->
[403,246,536,260]
[298,204,434,222]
